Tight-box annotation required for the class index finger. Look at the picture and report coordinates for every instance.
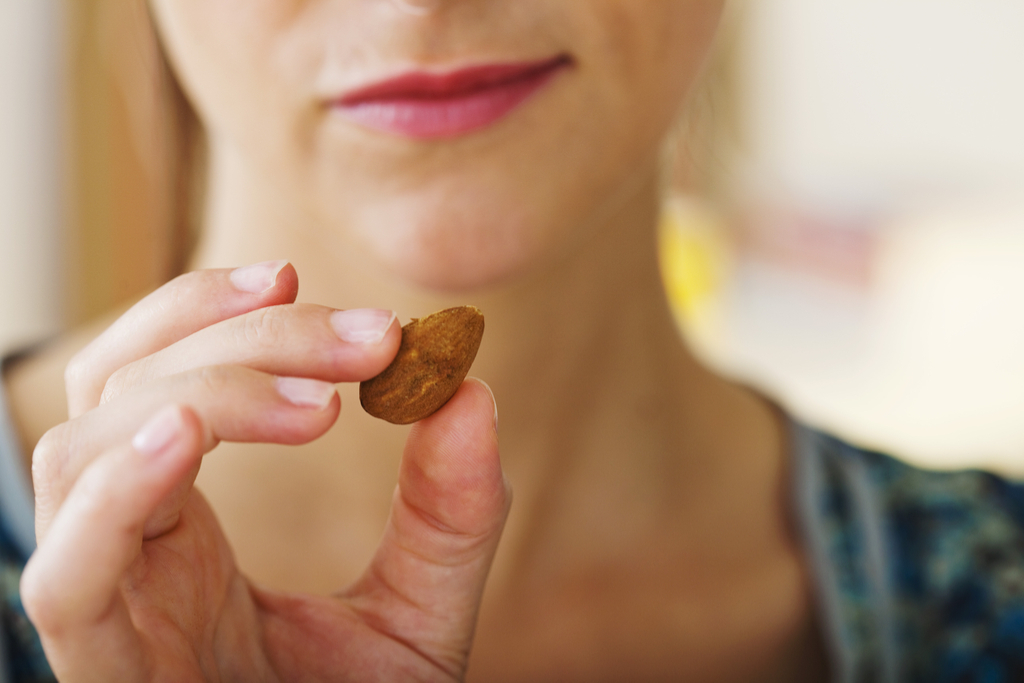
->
[66,261,298,418]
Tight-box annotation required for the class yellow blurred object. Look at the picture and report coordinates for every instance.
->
[658,197,731,344]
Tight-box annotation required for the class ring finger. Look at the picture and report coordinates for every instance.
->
[33,366,341,540]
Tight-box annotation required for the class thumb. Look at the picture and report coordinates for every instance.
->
[344,378,509,679]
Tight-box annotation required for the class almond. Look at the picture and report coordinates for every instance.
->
[360,306,485,424]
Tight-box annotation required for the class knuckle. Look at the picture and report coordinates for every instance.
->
[31,422,89,528]
[167,268,206,294]
[100,356,153,405]
[239,305,289,349]
[19,560,61,634]
[191,364,234,395]
[153,269,221,321]
[147,267,229,317]
[63,349,92,397]
[32,426,69,493]
[165,270,206,308]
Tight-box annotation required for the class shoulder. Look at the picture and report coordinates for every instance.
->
[793,424,1024,682]
[862,444,1024,681]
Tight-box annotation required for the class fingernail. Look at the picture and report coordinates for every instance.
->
[275,376,336,410]
[330,309,396,344]
[470,378,499,434]
[230,260,288,294]
[133,405,185,457]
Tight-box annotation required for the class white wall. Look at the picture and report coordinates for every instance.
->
[700,0,1024,473]
[741,0,1024,203]
[0,0,64,355]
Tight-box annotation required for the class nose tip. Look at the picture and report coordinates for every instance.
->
[389,0,441,16]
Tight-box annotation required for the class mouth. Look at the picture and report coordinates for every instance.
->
[330,54,573,139]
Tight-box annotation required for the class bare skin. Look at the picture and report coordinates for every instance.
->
[6,1,829,680]
[7,182,827,681]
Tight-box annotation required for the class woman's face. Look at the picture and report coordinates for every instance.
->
[150,0,724,290]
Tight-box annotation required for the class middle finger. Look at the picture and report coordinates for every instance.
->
[100,304,399,405]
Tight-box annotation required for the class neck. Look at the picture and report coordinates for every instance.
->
[191,139,698,424]
[191,140,787,582]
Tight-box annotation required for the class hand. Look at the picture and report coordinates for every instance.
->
[20,262,509,682]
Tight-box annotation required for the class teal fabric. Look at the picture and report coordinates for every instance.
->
[0,368,52,683]
[0,524,53,683]
[794,424,1024,683]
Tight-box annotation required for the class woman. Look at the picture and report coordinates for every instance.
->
[2,1,1022,681]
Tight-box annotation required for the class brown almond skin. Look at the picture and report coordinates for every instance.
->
[359,306,485,425]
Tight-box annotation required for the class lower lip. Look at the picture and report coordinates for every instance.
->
[332,61,569,139]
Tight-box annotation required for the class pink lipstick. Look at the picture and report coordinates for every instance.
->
[332,54,572,139]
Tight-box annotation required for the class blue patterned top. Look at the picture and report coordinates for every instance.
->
[0,366,53,683]
[1,400,1023,681]
[0,525,51,683]
[793,424,1024,682]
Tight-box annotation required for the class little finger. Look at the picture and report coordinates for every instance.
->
[21,405,204,683]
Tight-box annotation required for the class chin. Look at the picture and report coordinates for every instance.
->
[355,207,542,293]
[390,251,528,293]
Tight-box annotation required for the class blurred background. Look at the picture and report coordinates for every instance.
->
[2,0,1023,475]
[663,0,1024,477]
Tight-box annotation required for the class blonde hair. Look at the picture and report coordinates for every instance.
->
[66,0,203,322]
[666,0,745,205]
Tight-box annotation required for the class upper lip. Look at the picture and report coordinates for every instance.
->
[334,54,573,105]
